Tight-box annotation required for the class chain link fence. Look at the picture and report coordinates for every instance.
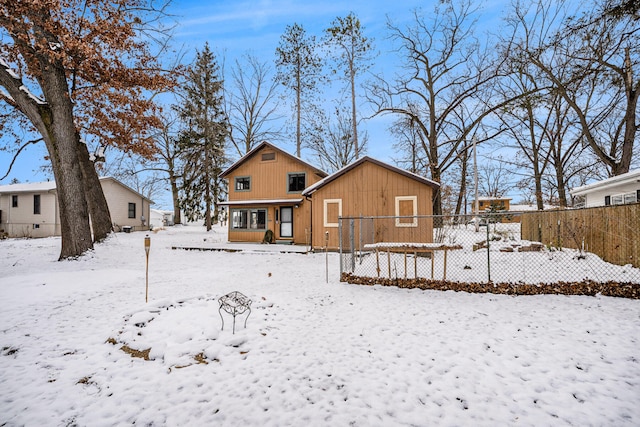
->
[338,207,640,297]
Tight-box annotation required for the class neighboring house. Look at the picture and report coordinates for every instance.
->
[570,169,640,208]
[0,177,152,238]
[150,208,175,228]
[219,142,328,245]
[220,142,440,250]
[470,197,512,212]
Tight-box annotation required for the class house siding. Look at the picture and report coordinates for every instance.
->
[0,191,57,238]
[309,161,435,249]
[101,178,151,232]
[585,184,640,207]
[0,178,151,238]
[224,145,324,244]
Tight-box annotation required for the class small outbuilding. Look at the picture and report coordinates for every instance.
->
[302,157,440,250]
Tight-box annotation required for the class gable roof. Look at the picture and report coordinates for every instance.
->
[0,177,152,203]
[302,156,440,196]
[220,141,328,179]
[571,169,640,196]
[99,177,153,204]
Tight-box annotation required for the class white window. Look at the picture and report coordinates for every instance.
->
[323,199,342,227]
[624,192,637,204]
[395,196,418,227]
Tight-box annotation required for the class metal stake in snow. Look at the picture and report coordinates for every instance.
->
[144,235,151,303]
[325,231,329,283]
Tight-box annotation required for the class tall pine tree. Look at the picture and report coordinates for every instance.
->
[176,43,228,231]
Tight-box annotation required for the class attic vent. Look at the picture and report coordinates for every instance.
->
[262,152,276,161]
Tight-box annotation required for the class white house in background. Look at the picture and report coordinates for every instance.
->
[150,208,175,228]
[0,177,152,238]
[570,169,640,208]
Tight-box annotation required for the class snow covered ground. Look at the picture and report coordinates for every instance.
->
[1,224,639,426]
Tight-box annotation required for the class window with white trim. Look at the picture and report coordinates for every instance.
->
[323,199,342,227]
[395,196,418,227]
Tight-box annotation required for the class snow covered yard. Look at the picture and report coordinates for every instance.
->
[1,225,639,426]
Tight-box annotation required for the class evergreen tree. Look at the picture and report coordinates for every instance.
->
[176,43,229,231]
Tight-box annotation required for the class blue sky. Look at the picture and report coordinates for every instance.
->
[1,0,510,207]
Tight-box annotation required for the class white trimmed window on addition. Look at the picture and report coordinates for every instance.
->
[323,199,342,228]
[395,196,418,227]
[235,176,251,191]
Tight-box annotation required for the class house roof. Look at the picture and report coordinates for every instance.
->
[571,169,640,196]
[0,177,152,203]
[474,196,512,202]
[99,177,153,204]
[0,181,57,193]
[220,141,328,179]
[219,198,303,206]
[301,156,440,196]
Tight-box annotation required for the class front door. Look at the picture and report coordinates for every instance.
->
[280,206,293,238]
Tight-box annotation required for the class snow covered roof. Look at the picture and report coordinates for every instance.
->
[0,181,57,193]
[571,169,640,196]
[220,141,328,179]
[0,177,152,203]
[509,203,559,212]
[302,156,439,196]
[474,196,512,201]
[219,198,303,206]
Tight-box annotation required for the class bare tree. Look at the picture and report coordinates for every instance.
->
[0,0,175,259]
[227,53,283,157]
[304,104,366,172]
[368,1,524,215]
[104,113,185,225]
[324,12,374,158]
[275,23,324,157]
[477,157,515,198]
[523,0,639,176]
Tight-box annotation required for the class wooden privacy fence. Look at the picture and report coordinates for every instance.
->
[521,203,640,268]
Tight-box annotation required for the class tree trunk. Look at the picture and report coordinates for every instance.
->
[43,68,94,259]
[170,174,181,225]
[619,47,637,176]
[454,147,468,217]
[77,140,113,242]
[350,59,358,158]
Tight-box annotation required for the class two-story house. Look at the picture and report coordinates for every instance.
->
[219,142,328,244]
[220,142,440,250]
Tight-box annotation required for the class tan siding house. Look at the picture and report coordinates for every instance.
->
[302,157,439,250]
[220,143,440,250]
[0,181,58,238]
[99,177,152,231]
[220,142,328,244]
[0,177,151,238]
